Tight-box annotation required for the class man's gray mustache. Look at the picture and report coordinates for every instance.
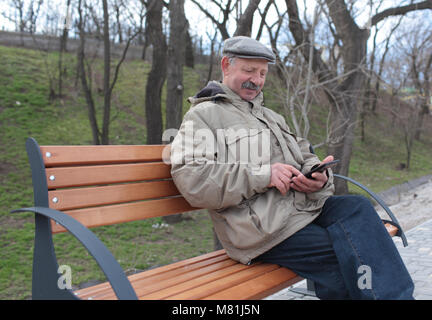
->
[241,81,260,91]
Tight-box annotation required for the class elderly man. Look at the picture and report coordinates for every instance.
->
[170,36,414,299]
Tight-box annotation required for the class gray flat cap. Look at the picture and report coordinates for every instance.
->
[222,36,275,63]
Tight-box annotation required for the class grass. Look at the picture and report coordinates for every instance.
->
[0,45,212,300]
[1,44,432,299]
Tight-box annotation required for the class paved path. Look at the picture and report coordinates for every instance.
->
[266,218,432,300]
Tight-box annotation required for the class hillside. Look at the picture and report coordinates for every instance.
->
[1,45,431,299]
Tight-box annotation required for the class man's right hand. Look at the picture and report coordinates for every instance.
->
[267,163,302,196]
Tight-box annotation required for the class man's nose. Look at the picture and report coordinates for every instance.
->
[249,73,261,85]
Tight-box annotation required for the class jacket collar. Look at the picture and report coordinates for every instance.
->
[188,81,264,114]
[218,82,264,113]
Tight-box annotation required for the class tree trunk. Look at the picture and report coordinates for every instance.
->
[206,31,218,83]
[163,0,187,225]
[185,29,195,68]
[141,19,150,60]
[77,0,100,145]
[324,0,370,194]
[414,103,429,141]
[101,0,111,145]
[145,0,167,145]
[233,0,261,37]
[58,0,71,99]
[166,0,187,132]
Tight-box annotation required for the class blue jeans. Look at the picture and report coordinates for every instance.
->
[254,195,415,300]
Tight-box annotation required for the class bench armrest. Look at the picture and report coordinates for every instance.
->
[12,206,138,300]
[333,174,408,247]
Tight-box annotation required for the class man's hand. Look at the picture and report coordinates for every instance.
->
[290,155,334,194]
[267,163,302,196]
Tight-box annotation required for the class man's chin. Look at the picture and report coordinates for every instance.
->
[240,90,260,101]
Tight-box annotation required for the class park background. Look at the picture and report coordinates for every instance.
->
[0,0,431,299]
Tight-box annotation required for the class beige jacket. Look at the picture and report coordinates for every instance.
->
[170,81,334,264]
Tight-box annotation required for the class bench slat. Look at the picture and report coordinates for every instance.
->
[162,263,280,300]
[40,145,167,167]
[76,253,232,300]
[385,223,398,237]
[74,250,228,298]
[51,197,196,233]
[46,162,171,189]
[138,263,251,300]
[203,267,303,300]
[48,180,181,211]
[95,258,242,300]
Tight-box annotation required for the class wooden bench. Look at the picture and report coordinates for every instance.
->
[12,137,406,300]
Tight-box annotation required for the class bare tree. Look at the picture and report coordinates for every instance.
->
[4,0,43,33]
[285,0,432,194]
[405,28,432,141]
[77,0,100,144]
[190,0,262,39]
[58,0,72,98]
[233,0,261,37]
[360,13,404,142]
[163,0,188,225]
[101,0,112,145]
[185,29,195,68]
[381,74,417,170]
[256,0,274,40]
[145,0,167,144]
[189,0,235,40]
[166,0,188,132]
[205,30,219,83]
[2,0,44,44]
[76,0,139,145]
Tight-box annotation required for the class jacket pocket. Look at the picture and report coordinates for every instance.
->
[217,191,291,250]
[223,126,270,173]
[218,204,269,250]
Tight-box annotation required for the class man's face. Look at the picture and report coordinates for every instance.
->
[222,57,269,101]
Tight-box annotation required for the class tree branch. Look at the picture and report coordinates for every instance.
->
[371,0,432,26]
[285,0,336,84]
[234,0,261,37]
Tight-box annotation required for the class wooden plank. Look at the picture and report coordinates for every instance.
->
[51,197,198,233]
[48,180,181,211]
[46,162,171,189]
[97,258,241,300]
[161,263,280,300]
[384,223,398,237]
[74,250,228,298]
[73,222,398,300]
[76,252,231,300]
[203,267,302,300]
[41,145,169,167]
[137,263,250,300]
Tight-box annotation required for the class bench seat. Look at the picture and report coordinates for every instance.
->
[74,250,302,300]
[74,223,398,300]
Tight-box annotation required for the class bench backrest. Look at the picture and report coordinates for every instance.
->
[30,140,196,234]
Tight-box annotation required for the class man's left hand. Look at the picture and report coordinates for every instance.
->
[290,156,333,194]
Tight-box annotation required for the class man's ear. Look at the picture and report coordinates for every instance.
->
[221,56,231,77]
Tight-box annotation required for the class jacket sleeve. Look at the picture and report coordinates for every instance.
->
[170,106,271,211]
[275,111,334,199]
[296,136,335,200]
